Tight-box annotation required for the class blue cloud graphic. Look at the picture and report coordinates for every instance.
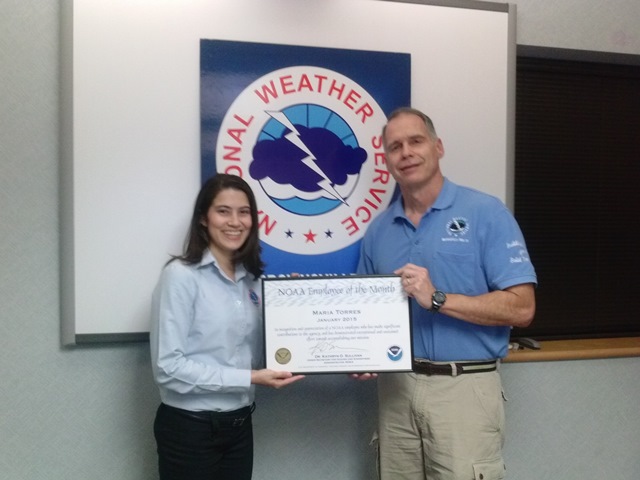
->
[249,125,366,193]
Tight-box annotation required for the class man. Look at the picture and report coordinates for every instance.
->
[356,107,537,479]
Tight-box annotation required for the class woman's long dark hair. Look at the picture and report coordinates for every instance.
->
[170,174,264,279]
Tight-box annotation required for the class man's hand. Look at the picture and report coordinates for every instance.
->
[348,373,378,381]
[395,263,435,310]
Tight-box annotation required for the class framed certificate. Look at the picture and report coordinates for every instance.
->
[262,275,413,374]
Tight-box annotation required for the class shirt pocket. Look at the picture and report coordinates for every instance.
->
[472,458,506,480]
[433,251,480,294]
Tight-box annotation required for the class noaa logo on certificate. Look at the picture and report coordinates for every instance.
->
[217,66,395,258]
[387,345,403,362]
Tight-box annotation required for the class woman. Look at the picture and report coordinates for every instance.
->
[150,174,303,480]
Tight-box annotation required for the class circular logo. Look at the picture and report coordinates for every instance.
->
[217,66,394,256]
[275,348,292,365]
[387,345,403,362]
[446,217,470,237]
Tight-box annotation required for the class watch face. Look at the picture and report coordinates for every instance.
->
[433,291,446,303]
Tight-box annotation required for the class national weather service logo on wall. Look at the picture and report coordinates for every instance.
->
[201,40,410,274]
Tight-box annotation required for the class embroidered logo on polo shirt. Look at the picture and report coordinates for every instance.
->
[447,217,469,236]
[249,289,260,307]
[442,217,470,243]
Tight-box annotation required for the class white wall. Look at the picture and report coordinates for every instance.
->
[511,0,640,55]
[2,1,640,479]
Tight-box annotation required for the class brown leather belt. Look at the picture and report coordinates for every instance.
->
[413,359,498,377]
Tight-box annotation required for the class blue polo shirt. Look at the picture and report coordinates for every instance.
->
[357,178,537,361]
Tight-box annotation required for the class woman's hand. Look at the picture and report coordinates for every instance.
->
[251,369,305,389]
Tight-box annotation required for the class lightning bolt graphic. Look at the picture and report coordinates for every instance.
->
[267,111,348,205]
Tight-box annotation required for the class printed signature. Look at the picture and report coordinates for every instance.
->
[309,340,367,356]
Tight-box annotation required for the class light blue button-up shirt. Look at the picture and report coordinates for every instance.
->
[150,249,263,412]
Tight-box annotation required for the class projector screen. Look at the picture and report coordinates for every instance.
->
[60,0,516,344]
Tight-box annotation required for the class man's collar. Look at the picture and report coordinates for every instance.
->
[392,177,455,220]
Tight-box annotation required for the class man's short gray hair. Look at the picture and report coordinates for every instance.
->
[382,107,438,148]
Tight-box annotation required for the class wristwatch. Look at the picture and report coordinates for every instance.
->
[431,290,447,312]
